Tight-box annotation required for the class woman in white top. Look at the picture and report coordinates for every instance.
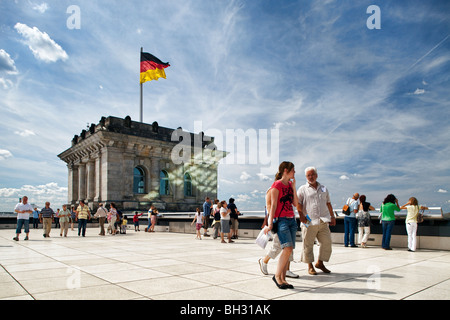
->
[109,202,118,235]
[400,197,428,252]
[220,200,233,243]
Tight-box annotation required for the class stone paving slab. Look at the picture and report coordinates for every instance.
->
[0,228,449,301]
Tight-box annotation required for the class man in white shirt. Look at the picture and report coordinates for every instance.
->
[13,196,34,241]
[297,167,336,275]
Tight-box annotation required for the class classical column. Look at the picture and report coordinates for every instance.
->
[78,163,86,201]
[86,160,95,202]
[68,163,79,204]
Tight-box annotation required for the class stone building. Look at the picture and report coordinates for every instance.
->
[58,116,225,212]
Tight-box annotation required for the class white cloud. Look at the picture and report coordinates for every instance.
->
[339,175,350,180]
[240,171,251,181]
[256,172,270,181]
[14,129,36,137]
[0,78,14,89]
[31,2,49,13]
[414,88,426,95]
[0,49,18,74]
[0,149,13,160]
[14,22,68,63]
[0,182,68,210]
[438,189,448,193]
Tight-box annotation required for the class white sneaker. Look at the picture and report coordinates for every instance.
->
[286,270,299,278]
[258,258,268,275]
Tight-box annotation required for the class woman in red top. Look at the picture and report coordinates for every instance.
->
[265,161,299,289]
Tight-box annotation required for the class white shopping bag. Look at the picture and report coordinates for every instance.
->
[255,227,273,249]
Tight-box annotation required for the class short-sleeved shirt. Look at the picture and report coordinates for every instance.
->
[14,203,33,220]
[228,203,238,219]
[77,205,90,219]
[220,207,230,220]
[380,202,400,221]
[40,207,55,218]
[297,181,331,225]
[203,201,211,217]
[405,205,419,223]
[271,180,294,218]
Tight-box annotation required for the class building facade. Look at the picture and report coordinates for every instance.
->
[58,116,224,212]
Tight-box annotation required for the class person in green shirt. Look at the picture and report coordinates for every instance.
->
[380,194,400,250]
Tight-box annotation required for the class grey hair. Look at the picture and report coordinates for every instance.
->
[304,166,317,175]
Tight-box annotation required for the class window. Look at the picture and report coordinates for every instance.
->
[133,167,145,194]
[160,170,170,195]
[184,172,192,197]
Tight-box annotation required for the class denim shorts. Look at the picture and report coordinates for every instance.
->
[277,217,297,249]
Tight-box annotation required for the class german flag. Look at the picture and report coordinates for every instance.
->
[140,52,170,84]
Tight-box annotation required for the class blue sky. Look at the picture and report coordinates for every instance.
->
[0,0,449,213]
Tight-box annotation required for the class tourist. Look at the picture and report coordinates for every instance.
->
[264,161,298,289]
[55,208,60,229]
[39,201,55,238]
[59,204,71,237]
[228,198,240,239]
[13,196,34,241]
[297,166,335,275]
[202,197,212,237]
[220,200,233,243]
[400,197,428,252]
[70,205,76,231]
[212,200,221,239]
[133,211,143,232]
[357,195,375,248]
[32,207,40,229]
[94,203,108,236]
[380,194,400,250]
[191,208,203,240]
[146,206,155,232]
[108,202,118,235]
[149,207,158,232]
[344,193,360,247]
[258,187,299,279]
[76,200,91,237]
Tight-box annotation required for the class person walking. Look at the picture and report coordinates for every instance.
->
[344,193,359,247]
[108,202,118,235]
[380,194,400,250]
[264,161,299,289]
[59,204,71,237]
[357,195,375,248]
[297,166,336,275]
[191,208,203,240]
[94,203,108,236]
[400,197,428,252]
[212,200,221,239]
[220,201,233,243]
[13,196,33,241]
[32,207,40,229]
[39,202,55,238]
[70,205,76,231]
[259,187,299,279]
[228,198,240,239]
[76,200,91,237]
[202,197,212,237]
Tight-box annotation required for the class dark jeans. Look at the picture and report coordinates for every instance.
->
[344,216,357,246]
[16,219,30,234]
[382,220,395,249]
[78,219,87,236]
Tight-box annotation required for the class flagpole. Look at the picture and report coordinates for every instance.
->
[140,47,143,123]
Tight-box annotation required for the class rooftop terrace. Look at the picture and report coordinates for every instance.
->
[0,228,449,302]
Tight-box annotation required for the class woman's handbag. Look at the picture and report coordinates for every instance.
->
[417,209,424,223]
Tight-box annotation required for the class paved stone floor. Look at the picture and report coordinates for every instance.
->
[0,228,449,300]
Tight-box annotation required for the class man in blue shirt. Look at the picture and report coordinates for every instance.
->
[202,197,212,237]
